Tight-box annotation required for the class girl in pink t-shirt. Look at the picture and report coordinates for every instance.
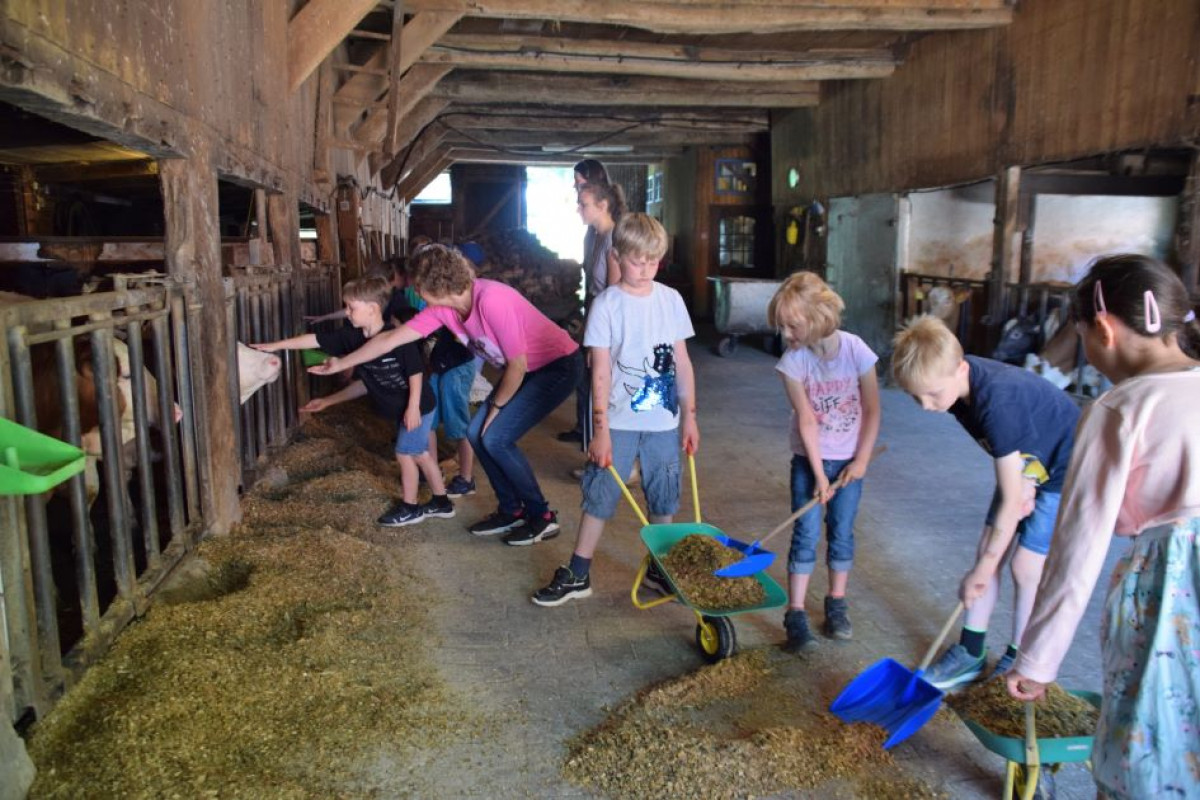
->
[769,272,881,652]
[1008,255,1200,800]
[311,244,581,542]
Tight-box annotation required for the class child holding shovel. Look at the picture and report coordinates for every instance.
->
[892,315,1079,689]
[768,272,881,651]
[1008,255,1200,800]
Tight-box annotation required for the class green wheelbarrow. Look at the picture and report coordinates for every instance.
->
[958,691,1100,800]
[609,452,788,663]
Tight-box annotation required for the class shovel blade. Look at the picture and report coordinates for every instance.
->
[712,535,776,577]
[830,657,945,749]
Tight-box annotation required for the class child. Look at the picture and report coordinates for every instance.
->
[768,272,881,649]
[253,276,453,527]
[532,212,697,605]
[310,245,582,541]
[1007,255,1200,800]
[892,314,1079,688]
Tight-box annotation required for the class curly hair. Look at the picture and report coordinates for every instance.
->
[408,243,475,298]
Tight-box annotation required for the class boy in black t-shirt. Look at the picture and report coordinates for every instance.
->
[891,316,1079,690]
[252,276,454,527]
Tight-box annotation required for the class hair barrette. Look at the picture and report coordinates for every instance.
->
[1092,279,1107,317]
[1143,290,1162,334]
[1184,310,1196,324]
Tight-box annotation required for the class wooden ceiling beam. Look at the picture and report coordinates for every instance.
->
[423,34,895,81]
[333,47,390,133]
[288,0,381,92]
[446,146,683,165]
[433,72,819,107]
[396,148,454,197]
[401,1,1013,34]
[392,97,453,153]
[387,124,451,187]
[443,129,755,147]
[439,108,769,135]
[354,64,453,146]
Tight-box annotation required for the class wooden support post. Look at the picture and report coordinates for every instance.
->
[1175,149,1200,295]
[288,0,381,91]
[253,188,270,266]
[1017,192,1036,286]
[315,213,340,264]
[384,1,407,157]
[158,155,240,534]
[336,184,364,279]
[989,166,1021,347]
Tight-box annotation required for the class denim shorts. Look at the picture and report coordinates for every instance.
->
[986,487,1060,556]
[430,360,475,440]
[581,429,680,520]
[788,456,864,575]
[394,410,436,456]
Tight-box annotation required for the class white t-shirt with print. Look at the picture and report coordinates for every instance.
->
[584,282,695,432]
[775,330,878,459]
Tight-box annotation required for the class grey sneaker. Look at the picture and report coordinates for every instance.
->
[924,644,986,690]
[783,609,817,652]
[823,596,852,640]
[989,648,1018,680]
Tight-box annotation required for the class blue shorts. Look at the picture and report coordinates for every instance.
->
[581,429,680,520]
[430,360,475,440]
[986,488,1060,556]
[394,410,436,456]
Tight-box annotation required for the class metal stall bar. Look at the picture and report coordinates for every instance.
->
[150,311,186,538]
[170,291,201,527]
[124,317,161,569]
[6,324,63,704]
[224,280,246,486]
[181,283,214,538]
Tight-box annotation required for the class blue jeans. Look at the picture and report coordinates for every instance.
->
[788,455,864,575]
[430,360,476,440]
[985,487,1060,555]
[580,429,680,520]
[467,350,582,517]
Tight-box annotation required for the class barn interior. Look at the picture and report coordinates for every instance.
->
[2,1,1198,797]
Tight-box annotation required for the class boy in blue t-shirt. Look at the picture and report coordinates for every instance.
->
[891,315,1080,689]
[252,276,454,527]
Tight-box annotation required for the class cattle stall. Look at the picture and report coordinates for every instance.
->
[0,278,207,722]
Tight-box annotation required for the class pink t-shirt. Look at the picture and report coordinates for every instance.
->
[1016,368,1200,684]
[407,279,578,371]
[775,330,878,460]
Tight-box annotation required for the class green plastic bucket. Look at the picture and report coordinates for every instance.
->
[959,690,1101,764]
[0,417,86,496]
[639,522,788,617]
[301,349,330,367]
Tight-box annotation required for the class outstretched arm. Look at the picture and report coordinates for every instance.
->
[253,333,319,352]
[301,380,367,413]
[308,324,423,375]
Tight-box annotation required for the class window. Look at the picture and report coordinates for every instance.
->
[718,215,755,270]
[411,171,451,205]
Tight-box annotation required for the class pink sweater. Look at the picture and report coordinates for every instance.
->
[1015,368,1200,683]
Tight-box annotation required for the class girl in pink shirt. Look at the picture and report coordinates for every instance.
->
[1008,255,1200,800]
[311,244,581,541]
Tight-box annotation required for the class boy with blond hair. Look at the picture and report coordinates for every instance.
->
[531,213,698,605]
[891,315,1078,688]
[253,276,454,527]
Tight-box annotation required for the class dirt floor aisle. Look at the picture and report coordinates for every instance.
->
[402,336,1112,799]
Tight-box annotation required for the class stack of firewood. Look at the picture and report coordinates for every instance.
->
[465,230,583,323]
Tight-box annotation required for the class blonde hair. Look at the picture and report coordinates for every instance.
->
[891,315,964,389]
[767,271,843,345]
[342,276,391,310]
[408,243,475,298]
[613,212,668,262]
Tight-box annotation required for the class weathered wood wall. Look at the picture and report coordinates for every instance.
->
[775,0,1200,200]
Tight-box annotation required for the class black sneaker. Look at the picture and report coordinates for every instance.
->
[377,502,424,527]
[502,511,560,546]
[419,496,456,520]
[783,608,817,652]
[445,475,476,498]
[642,561,674,596]
[531,566,592,607]
[555,429,583,444]
[468,509,526,536]
[823,596,853,640]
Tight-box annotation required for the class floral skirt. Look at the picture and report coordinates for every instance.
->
[1096,517,1200,799]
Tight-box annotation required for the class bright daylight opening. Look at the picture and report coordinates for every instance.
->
[525,166,586,262]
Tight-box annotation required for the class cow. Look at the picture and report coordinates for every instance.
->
[236,342,282,404]
[1023,318,1108,395]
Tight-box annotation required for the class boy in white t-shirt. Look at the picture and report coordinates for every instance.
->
[532,213,699,606]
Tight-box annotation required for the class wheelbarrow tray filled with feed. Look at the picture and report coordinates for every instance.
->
[957,689,1100,765]
[634,522,786,663]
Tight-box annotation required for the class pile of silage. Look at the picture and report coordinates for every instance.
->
[564,648,947,799]
[949,677,1099,739]
[27,400,475,798]
[660,534,766,610]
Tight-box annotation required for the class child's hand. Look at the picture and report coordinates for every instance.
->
[403,407,421,432]
[301,397,330,413]
[814,474,833,504]
[840,457,869,484]
[679,417,699,456]
[588,430,613,468]
[1006,671,1046,702]
[308,356,341,375]
[1018,478,1037,519]
[959,564,994,607]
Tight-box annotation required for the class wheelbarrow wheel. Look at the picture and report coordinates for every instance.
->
[695,615,737,662]
[1011,763,1056,800]
[715,336,738,357]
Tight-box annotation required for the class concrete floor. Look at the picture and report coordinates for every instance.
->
[388,332,1114,799]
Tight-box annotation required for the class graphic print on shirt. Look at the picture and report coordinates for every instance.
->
[618,343,678,414]
[806,376,860,435]
[467,336,505,368]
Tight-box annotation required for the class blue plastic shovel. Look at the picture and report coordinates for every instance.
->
[830,602,964,749]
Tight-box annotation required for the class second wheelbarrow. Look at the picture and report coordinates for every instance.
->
[608,453,787,663]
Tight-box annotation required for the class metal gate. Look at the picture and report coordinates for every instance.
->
[0,276,208,723]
